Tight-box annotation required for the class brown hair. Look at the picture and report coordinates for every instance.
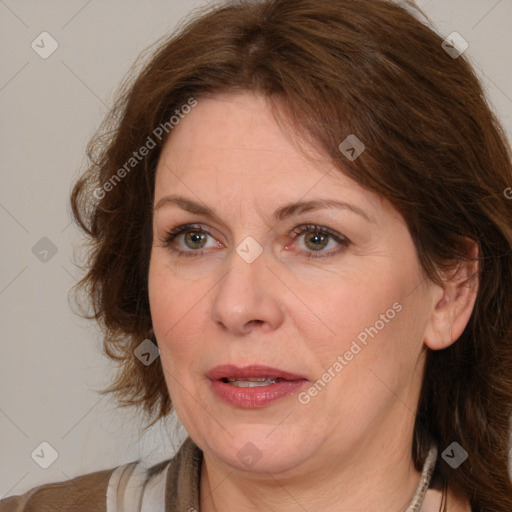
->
[70,0,512,509]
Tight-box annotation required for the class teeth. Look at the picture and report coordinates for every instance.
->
[227,377,271,382]
[225,377,280,387]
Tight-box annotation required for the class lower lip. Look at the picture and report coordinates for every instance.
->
[210,379,309,408]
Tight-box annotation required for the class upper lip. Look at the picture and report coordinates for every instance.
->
[207,364,307,381]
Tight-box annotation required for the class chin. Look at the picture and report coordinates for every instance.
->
[205,426,313,474]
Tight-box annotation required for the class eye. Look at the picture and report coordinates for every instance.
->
[160,223,350,259]
[160,224,221,257]
[291,224,350,258]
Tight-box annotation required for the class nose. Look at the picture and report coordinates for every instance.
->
[211,246,285,336]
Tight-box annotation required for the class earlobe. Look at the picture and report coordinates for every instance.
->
[424,242,479,351]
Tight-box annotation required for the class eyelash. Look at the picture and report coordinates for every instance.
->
[160,223,351,259]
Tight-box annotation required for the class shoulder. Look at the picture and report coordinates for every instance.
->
[0,467,115,512]
[0,463,128,512]
[0,438,202,512]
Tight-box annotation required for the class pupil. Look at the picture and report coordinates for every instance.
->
[186,231,206,248]
[306,232,328,250]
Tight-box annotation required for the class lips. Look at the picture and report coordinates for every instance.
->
[207,364,307,382]
[207,365,309,408]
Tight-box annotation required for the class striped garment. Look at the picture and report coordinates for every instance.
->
[0,437,201,512]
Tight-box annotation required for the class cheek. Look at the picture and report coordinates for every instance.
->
[295,266,418,383]
[148,252,209,366]
[297,268,400,344]
[298,284,423,427]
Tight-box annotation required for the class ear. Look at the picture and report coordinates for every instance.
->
[424,240,479,351]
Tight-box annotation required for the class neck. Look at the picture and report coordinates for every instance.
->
[199,439,423,512]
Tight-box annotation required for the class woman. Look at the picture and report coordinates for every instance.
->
[2,0,511,510]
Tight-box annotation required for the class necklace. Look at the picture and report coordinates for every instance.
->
[204,444,441,511]
[406,444,440,511]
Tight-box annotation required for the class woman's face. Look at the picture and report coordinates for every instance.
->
[148,91,439,475]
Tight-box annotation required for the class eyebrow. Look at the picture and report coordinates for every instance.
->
[153,195,373,223]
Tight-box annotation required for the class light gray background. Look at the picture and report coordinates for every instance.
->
[1,0,511,498]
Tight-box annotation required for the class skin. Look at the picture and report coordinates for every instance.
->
[148,91,476,511]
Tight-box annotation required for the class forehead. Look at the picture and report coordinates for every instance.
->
[154,91,387,218]
[164,91,299,152]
